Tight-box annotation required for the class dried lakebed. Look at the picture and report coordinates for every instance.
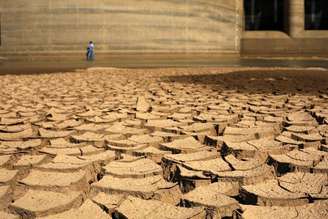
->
[0,67,328,218]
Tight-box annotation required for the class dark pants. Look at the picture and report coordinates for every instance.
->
[86,49,94,61]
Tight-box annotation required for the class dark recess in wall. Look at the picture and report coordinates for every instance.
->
[244,0,285,31]
[305,0,328,30]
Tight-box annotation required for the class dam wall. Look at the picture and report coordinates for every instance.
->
[0,0,241,56]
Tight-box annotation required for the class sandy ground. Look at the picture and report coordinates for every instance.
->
[0,67,327,218]
[2,56,328,74]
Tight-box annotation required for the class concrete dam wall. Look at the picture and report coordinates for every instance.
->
[0,0,241,55]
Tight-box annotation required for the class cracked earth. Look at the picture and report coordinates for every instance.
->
[0,67,328,218]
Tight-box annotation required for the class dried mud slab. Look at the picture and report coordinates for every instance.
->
[38,200,109,219]
[0,155,11,167]
[0,118,26,126]
[162,150,218,181]
[35,155,101,182]
[285,111,318,126]
[313,156,328,173]
[106,139,140,148]
[55,119,83,129]
[160,137,210,153]
[176,165,209,181]
[45,112,69,122]
[163,150,218,164]
[70,132,110,142]
[0,186,12,208]
[222,141,258,158]
[92,175,177,200]
[77,150,116,164]
[19,170,88,192]
[102,112,128,122]
[36,155,86,170]
[106,143,148,154]
[291,132,322,144]
[182,183,240,218]
[275,134,303,146]
[223,126,279,141]
[145,119,183,131]
[0,128,34,141]
[179,123,217,138]
[214,181,240,197]
[133,146,170,163]
[92,192,126,214]
[224,154,268,171]
[76,110,102,118]
[214,165,275,186]
[241,200,328,219]
[0,169,18,184]
[0,211,19,219]
[49,138,86,148]
[278,172,328,199]
[247,138,290,154]
[285,125,316,133]
[9,190,83,217]
[0,139,42,152]
[151,130,186,142]
[73,123,109,132]
[114,196,204,219]
[136,112,161,120]
[106,123,148,136]
[128,134,163,147]
[269,149,326,174]
[136,96,151,112]
[182,158,231,174]
[103,158,162,178]
[240,179,308,206]
[241,204,298,219]
[14,155,48,168]
[40,145,103,156]
[39,128,74,139]
[0,124,31,133]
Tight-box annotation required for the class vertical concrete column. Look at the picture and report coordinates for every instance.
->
[235,0,243,53]
[288,0,304,37]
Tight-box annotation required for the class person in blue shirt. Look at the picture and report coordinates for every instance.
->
[86,41,95,61]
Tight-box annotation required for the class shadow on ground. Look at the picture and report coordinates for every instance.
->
[162,69,328,95]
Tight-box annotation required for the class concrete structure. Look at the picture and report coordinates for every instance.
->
[242,0,328,56]
[0,0,327,58]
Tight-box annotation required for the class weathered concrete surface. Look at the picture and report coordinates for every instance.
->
[0,0,240,55]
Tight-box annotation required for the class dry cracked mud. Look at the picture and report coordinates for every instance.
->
[0,67,328,218]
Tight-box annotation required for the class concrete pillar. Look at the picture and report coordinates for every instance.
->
[288,0,304,37]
